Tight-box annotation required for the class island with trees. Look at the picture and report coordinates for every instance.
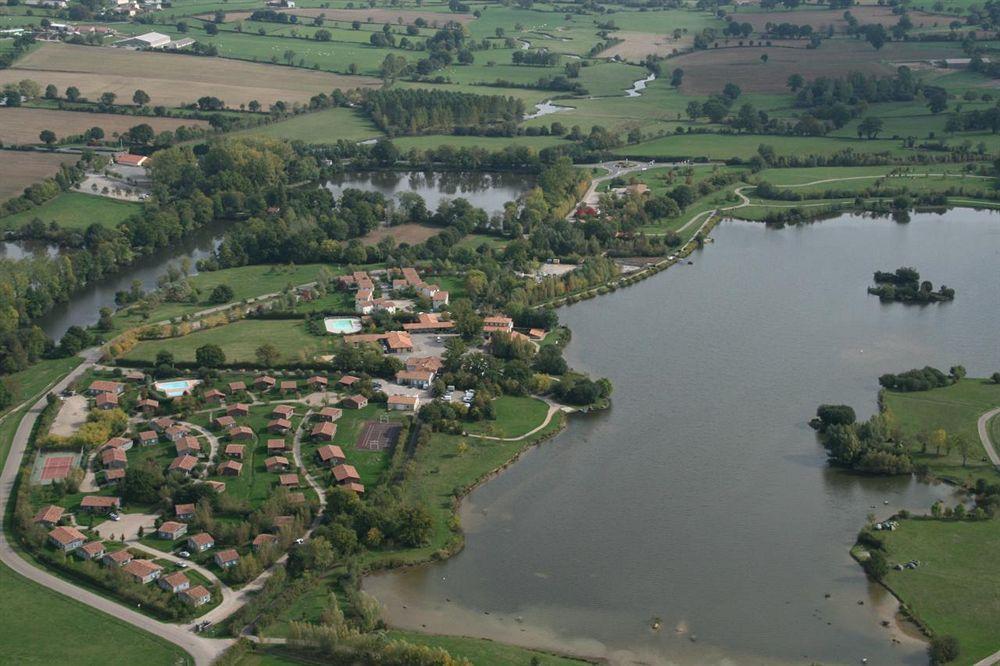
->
[867,267,955,304]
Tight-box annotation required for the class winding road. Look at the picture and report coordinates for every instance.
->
[976,407,1000,468]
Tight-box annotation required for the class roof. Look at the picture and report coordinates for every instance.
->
[89,380,123,393]
[228,381,247,391]
[49,525,86,545]
[175,503,195,515]
[96,393,119,406]
[272,404,294,417]
[183,585,211,601]
[266,438,286,450]
[388,394,419,406]
[169,455,198,472]
[158,520,185,534]
[253,533,278,546]
[219,460,243,474]
[341,481,365,494]
[316,444,345,462]
[308,375,328,385]
[343,394,367,407]
[319,407,342,419]
[338,375,360,385]
[228,426,253,437]
[105,549,132,563]
[255,375,275,385]
[280,380,297,390]
[81,495,120,508]
[162,571,189,587]
[215,548,239,563]
[123,559,162,578]
[396,370,434,382]
[384,331,413,351]
[268,418,292,430]
[227,403,250,413]
[137,430,158,441]
[103,436,131,449]
[101,447,127,466]
[104,468,126,481]
[176,436,200,451]
[214,415,236,427]
[165,425,189,437]
[265,455,290,468]
[80,540,105,556]
[332,464,361,483]
[188,532,214,546]
[278,473,299,486]
[312,422,336,438]
[34,505,64,523]
[405,356,443,372]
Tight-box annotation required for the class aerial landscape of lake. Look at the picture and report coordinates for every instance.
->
[366,209,1000,664]
[324,171,535,217]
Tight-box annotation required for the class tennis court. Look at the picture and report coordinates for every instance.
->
[31,451,81,485]
[356,420,402,451]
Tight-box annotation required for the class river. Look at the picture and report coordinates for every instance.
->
[325,171,535,218]
[366,209,1000,665]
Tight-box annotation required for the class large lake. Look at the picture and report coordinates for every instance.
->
[325,171,535,217]
[366,209,1000,665]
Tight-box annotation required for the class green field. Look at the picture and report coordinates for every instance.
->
[238,107,382,143]
[123,319,331,364]
[464,395,550,438]
[0,355,82,420]
[876,518,1000,663]
[0,193,140,232]
[883,379,1000,483]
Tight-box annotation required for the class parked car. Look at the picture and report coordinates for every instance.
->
[178,550,191,559]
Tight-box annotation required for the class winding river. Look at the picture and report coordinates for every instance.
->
[366,209,1000,664]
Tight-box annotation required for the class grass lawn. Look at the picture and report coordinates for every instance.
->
[237,107,382,144]
[123,319,332,365]
[876,517,1000,663]
[298,404,395,488]
[464,396,550,438]
[0,564,193,665]
[0,192,140,232]
[883,379,1000,483]
[0,355,82,420]
[621,133,909,160]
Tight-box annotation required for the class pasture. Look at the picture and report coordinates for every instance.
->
[0,107,208,145]
[0,192,140,232]
[2,42,379,109]
[0,151,78,202]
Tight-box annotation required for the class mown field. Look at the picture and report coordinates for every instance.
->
[0,192,140,232]
[0,107,208,145]
[876,517,1000,664]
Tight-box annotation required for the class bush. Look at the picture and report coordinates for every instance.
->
[928,635,960,664]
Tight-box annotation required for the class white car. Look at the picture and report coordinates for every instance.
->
[177,562,188,569]
[294,538,305,545]
[178,550,191,559]
[108,513,120,521]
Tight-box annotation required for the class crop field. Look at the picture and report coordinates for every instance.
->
[0,107,209,145]
[668,41,965,95]
[2,42,379,109]
[211,7,472,26]
[237,107,381,143]
[361,223,441,246]
[0,151,78,202]
[726,7,951,33]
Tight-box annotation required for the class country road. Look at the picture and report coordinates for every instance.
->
[0,348,232,666]
[977,407,1000,468]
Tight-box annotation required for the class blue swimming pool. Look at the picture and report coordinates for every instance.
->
[155,379,197,397]
[324,317,362,334]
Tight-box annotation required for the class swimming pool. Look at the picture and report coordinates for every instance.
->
[155,379,199,398]
[324,317,362,334]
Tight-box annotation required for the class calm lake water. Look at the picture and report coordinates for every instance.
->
[325,171,535,217]
[366,209,1000,665]
[35,221,225,340]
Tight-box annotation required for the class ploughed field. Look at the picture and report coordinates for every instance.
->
[0,107,209,145]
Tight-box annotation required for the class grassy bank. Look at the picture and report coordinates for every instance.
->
[874,517,1000,664]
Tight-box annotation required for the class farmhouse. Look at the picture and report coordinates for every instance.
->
[265,455,290,472]
[214,549,239,569]
[48,526,86,552]
[123,559,163,584]
[318,407,342,422]
[311,421,337,441]
[102,549,133,568]
[388,394,420,411]
[33,505,64,526]
[332,464,361,485]
[182,585,212,607]
[76,541,106,561]
[342,395,367,410]
[395,370,434,389]
[157,521,187,540]
[272,404,295,420]
[168,455,198,474]
[95,393,119,410]
[80,495,120,513]
[159,571,190,594]
[187,532,215,552]
[315,444,345,466]
[88,380,124,396]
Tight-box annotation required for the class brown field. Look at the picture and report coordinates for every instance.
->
[604,31,689,61]
[729,7,949,33]
[672,42,960,94]
[361,223,440,246]
[1,43,380,109]
[0,151,78,201]
[212,8,473,26]
[0,108,209,145]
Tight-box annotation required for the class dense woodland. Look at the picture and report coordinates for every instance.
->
[362,88,525,136]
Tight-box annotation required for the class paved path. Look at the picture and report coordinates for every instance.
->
[291,408,327,510]
[0,349,232,665]
[466,402,567,442]
[976,407,1000,468]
